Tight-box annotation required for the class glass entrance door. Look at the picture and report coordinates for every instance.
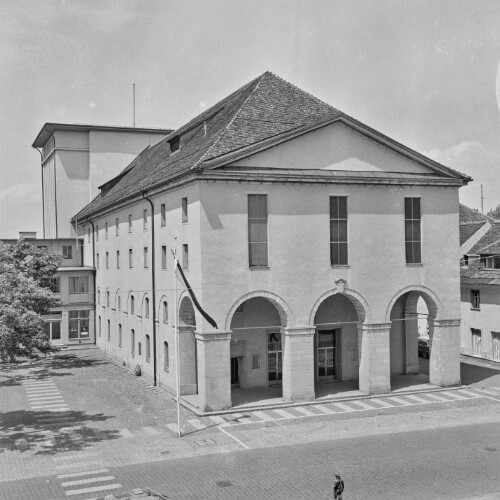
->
[317,329,339,381]
[267,331,282,386]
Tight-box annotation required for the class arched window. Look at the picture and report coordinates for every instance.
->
[145,298,150,318]
[106,291,110,307]
[107,320,110,341]
[146,335,150,362]
[117,294,121,310]
[97,290,101,305]
[164,342,169,372]
[118,324,122,347]
[163,301,168,324]
[131,329,135,355]
[130,295,135,314]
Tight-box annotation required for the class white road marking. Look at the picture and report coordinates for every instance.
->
[28,396,64,402]
[294,406,316,416]
[25,389,60,394]
[57,468,108,478]
[119,429,133,438]
[272,408,295,419]
[441,391,467,400]
[166,423,179,434]
[457,389,481,397]
[188,418,207,430]
[349,400,378,410]
[209,415,226,425]
[314,404,336,414]
[332,402,355,412]
[65,483,122,496]
[387,396,411,406]
[143,426,161,435]
[252,410,275,421]
[422,392,448,402]
[61,476,116,487]
[370,398,394,408]
[218,425,250,450]
[404,394,431,404]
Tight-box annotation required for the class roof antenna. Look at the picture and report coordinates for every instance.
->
[133,83,136,127]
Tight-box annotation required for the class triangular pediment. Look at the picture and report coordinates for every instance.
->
[230,120,454,178]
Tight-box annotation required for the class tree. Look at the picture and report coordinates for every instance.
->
[0,239,62,362]
[487,205,500,220]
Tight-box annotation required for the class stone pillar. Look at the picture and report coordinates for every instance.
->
[282,326,315,402]
[429,319,461,387]
[195,330,232,412]
[358,322,391,394]
[178,326,197,395]
[405,316,420,375]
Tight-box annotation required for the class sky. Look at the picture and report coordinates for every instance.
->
[1,0,500,238]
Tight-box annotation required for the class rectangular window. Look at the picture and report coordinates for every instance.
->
[69,277,89,294]
[96,253,99,270]
[330,196,348,266]
[143,209,148,230]
[115,218,119,236]
[182,197,188,223]
[87,228,91,243]
[164,342,169,371]
[129,249,133,268]
[62,245,73,259]
[105,252,109,269]
[161,203,166,227]
[144,247,149,268]
[105,222,108,239]
[471,290,480,310]
[492,332,500,361]
[49,277,60,294]
[128,214,132,233]
[405,198,421,264]
[182,244,188,270]
[96,225,99,241]
[116,250,120,269]
[146,335,150,362]
[248,194,268,267]
[118,295,121,311]
[118,324,122,348]
[106,291,110,307]
[161,246,167,269]
[107,319,110,341]
[69,310,90,339]
[482,256,500,269]
[131,329,135,355]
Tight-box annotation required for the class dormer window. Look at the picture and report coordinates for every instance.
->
[170,137,180,153]
[482,256,500,269]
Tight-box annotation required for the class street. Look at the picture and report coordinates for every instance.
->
[0,349,499,499]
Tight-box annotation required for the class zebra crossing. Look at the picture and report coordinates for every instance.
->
[56,465,121,497]
[163,387,499,435]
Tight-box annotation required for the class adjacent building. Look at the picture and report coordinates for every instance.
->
[72,72,470,411]
[1,235,95,348]
[460,204,500,362]
[33,123,172,239]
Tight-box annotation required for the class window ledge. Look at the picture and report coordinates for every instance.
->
[470,307,480,311]
[331,265,350,269]
[249,266,270,271]
[406,263,423,267]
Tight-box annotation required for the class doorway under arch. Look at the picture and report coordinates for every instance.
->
[228,296,288,406]
[312,293,364,396]
[387,288,438,390]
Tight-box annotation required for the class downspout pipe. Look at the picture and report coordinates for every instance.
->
[35,148,45,239]
[143,191,157,386]
[88,219,97,346]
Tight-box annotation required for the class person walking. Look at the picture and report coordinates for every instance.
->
[333,474,344,499]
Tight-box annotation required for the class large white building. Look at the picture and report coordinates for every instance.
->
[72,72,470,411]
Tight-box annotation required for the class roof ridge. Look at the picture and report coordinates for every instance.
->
[192,73,268,169]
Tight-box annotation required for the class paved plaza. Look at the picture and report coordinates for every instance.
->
[0,349,499,499]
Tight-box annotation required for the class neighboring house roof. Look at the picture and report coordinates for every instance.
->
[459,204,491,224]
[468,222,500,255]
[32,123,173,148]
[460,222,487,246]
[72,71,471,222]
[461,258,500,286]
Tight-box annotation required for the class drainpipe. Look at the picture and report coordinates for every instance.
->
[88,219,97,346]
[143,192,158,386]
[35,148,46,239]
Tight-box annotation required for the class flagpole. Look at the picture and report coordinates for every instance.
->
[173,246,181,438]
